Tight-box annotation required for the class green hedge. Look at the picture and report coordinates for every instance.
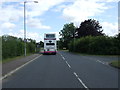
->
[2,35,36,60]
[69,36,119,55]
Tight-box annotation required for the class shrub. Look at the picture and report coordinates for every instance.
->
[69,36,119,55]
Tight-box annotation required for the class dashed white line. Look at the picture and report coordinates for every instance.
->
[96,60,108,65]
[65,61,71,68]
[59,53,89,90]
[1,55,42,80]
[67,63,71,68]
[62,57,65,60]
[59,53,111,90]
[77,78,88,89]
[73,72,78,77]
[73,72,88,89]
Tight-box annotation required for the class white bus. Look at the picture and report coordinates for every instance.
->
[44,33,57,55]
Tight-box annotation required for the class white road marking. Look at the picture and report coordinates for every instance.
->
[96,60,108,65]
[73,72,78,77]
[77,78,89,89]
[67,63,71,68]
[60,54,65,60]
[59,53,89,89]
[80,56,109,66]
[73,72,89,89]
[62,57,65,60]
[65,61,71,68]
[60,54,63,57]
[1,55,42,80]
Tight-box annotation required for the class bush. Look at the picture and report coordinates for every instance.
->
[2,35,36,60]
[69,36,119,55]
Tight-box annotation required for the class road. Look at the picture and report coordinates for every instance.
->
[2,51,119,88]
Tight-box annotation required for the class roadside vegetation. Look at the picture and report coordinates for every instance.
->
[110,60,120,69]
[2,35,38,62]
[59,18,120,69]
[59,19,120,55]
[69,36,119,55]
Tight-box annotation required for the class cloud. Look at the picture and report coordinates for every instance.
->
[1,22,16,31]
[0,4,23,23]
[27,18,51,29]
[62,0,109,24]
[0,0,118,38]
[8,29,41,42]
[101,22,118,36]
[26,0,66,17]
[0,0,64,30]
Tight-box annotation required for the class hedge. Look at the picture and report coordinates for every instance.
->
[69,36,119,55]
[2,35,36,60]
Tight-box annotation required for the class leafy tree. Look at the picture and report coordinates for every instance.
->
[59,23,76,49]
[39,41,44,47]
[76,19,104,38]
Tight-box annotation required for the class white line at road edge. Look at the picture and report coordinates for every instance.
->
[1,55,42,80]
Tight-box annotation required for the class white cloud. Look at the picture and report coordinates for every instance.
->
[8,29,42,42]
[27,18,51,29]
[0,4,23,23]
[52,4,67,12]
[0,0,118,38]
[26,0,66,17]
[62,0,109,24]
[101,22,118,36]
[104,0,119,2]
[1,22,16,31]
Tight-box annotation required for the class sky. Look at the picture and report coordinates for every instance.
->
[0,0,119,42]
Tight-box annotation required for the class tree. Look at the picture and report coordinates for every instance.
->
[76,19,104,38]
[59,23,76,49]
[39,41,44,47]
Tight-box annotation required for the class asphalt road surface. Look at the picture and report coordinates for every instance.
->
[2,51,119,88]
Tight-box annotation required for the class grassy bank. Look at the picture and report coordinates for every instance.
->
[110,60,120,69]
[68,51,119,57]
[2,53,33,64]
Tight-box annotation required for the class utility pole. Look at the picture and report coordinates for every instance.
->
[24,1,38,56]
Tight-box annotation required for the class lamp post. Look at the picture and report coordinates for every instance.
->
[24,1,38,56]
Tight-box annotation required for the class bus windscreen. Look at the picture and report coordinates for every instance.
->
[46,34,55,38]
[46,43,55,45]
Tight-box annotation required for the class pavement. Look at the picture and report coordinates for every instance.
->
[2,54,40,76]
[2,51,119,89]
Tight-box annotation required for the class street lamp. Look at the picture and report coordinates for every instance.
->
[24,1,38,56]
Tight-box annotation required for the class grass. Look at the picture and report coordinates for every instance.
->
[0,60,2,64]
[2,53,33,64]
[58,49,69,51]
[66,51,120,57]
[110,60,120,69]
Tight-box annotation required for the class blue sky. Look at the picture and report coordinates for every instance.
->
[0,0,119,42]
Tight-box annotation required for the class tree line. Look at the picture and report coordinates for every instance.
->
[2,35,37,60]
[59,19,120,55]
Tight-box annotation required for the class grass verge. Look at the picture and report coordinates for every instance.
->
[109,60,120,69]
[67,51,120,57]
[59,49,69,52]
[2,53,33,64]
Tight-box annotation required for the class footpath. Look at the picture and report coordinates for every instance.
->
[2,54,40,76]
